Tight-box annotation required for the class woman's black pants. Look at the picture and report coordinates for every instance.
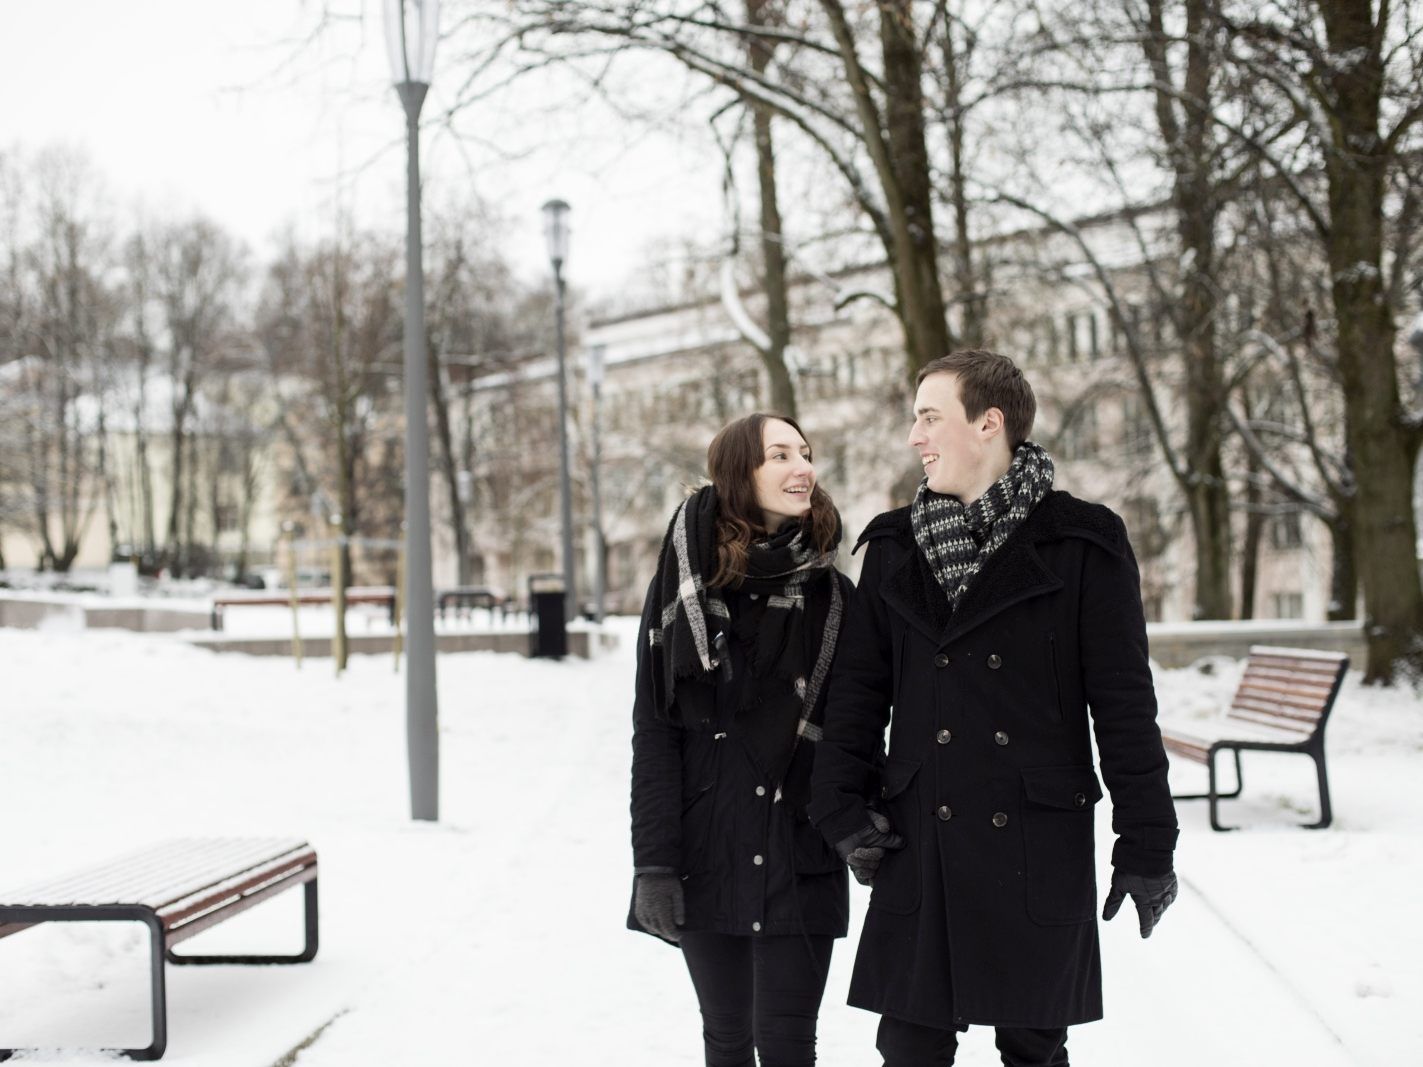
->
[680,930,835,1067]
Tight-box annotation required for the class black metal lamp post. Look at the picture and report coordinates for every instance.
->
[542,198,577,621]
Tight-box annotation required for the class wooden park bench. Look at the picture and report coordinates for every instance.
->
[0,837,318,1061]
[1161,646,1348,831]
[210,587,396,630]
[436,585,509,621]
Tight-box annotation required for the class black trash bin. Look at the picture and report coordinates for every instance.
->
[528,573,568,659]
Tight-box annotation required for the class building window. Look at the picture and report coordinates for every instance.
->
[1121,395,1154,456]
[1270,511,1303,550]
[1142,594,1164,623]
[1123,495,1167,557]
[1059,404,1099,460]
[1271,591,1304,619]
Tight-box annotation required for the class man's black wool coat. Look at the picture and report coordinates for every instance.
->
[809,490,1178,1029]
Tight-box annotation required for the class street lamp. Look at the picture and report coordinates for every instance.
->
[542,198,577,622]
[386,0,440,822]
[587,344,607,623]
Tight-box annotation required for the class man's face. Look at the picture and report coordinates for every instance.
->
[907,372,992,498]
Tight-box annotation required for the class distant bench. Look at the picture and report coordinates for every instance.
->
[1161,645,1348,831]
[211,586,515,630]
[0,838,319,1061]
[210,587,396,630]
[436,586,511,621]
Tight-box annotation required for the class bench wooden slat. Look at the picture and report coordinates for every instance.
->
[1235,672,1336,700]
[1245,645,1349,664]
[164,864,317,947]
[1230,695,1327,725]
[1,838,307,907]
[158,847,317,930]
[16,841,287,909]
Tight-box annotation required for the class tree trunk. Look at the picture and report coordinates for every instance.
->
[1319,0,1423,680]
[941,14,984,347]
[1327,508,1358,622]
[429,342,473,586]
[1145,0,1232,619]
[1239,420,1264,620]
[743,0,797,418]
[879,0,951,374]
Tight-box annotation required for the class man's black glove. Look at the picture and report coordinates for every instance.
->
[634,872,685,942]
[833,810,906,886]
[1102,869,1178,938]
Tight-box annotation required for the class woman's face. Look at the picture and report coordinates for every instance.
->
[753,419,815,531]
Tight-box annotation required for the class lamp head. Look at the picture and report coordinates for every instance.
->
[384,0,441,86]
[542,199,571,270]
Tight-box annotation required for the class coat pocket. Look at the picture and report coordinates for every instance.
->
[679,783,716,874]
[792,811,844,876]
[868,756,921,915]
[1020,765,1102,926]
[1048,631,1065,720]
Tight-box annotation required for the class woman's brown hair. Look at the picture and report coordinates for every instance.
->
[705,412,841,588]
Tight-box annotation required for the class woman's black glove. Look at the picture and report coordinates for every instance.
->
[1102,869,1178,938]
[634,872,685,942]
[833,810,905,886]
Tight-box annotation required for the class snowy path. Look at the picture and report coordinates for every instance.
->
[0,622,1417,1064]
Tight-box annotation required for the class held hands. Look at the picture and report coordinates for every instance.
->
[833,810,906,886]
[634,872,685,942]
[1102,869,1178,938]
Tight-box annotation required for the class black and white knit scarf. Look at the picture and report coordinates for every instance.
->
[911,441,1055,610]
[647,485,844,796]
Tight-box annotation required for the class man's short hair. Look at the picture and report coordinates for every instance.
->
[916,349,1036,447]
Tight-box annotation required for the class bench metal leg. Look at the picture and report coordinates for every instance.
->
[1207,748,1236,832]
[1170,748,1243,831]
[0,905,167,1062]
[167,878,318,965]
[1306,750,1333,830]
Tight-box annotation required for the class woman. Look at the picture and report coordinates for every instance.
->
[628,413,854,1067]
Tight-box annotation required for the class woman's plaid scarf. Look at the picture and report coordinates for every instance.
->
[647,485,843,797]
[911,441,1055,611]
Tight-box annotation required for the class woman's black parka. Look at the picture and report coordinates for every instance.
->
[629,574,854,941]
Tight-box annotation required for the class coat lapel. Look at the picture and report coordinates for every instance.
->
[879,501,1066,649]
[881,542,951,645]
[938,529,1062,645]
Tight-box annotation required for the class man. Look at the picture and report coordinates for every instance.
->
[809,350,1179,1066]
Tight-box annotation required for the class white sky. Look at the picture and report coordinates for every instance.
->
[0,0,726,301]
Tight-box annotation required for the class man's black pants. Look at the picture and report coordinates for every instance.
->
[877,1014,1069,1067]
[680,930,835,1067]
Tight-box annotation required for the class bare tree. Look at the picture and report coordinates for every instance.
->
[258,230,404,668]
[1217,0,1423,680]
[445,1,1012,375]
[10,149,115,571]
[150,217,247,577]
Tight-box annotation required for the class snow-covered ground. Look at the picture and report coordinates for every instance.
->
[0,620,1418,1065]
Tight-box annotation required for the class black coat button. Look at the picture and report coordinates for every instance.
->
[992,812,1008,828]
[1074,792,1087,808]
[986,653,1002,669]
[937,805,953,821]
[994,731,1009,746]
[936,729,952,745]
[934,653,950,668]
